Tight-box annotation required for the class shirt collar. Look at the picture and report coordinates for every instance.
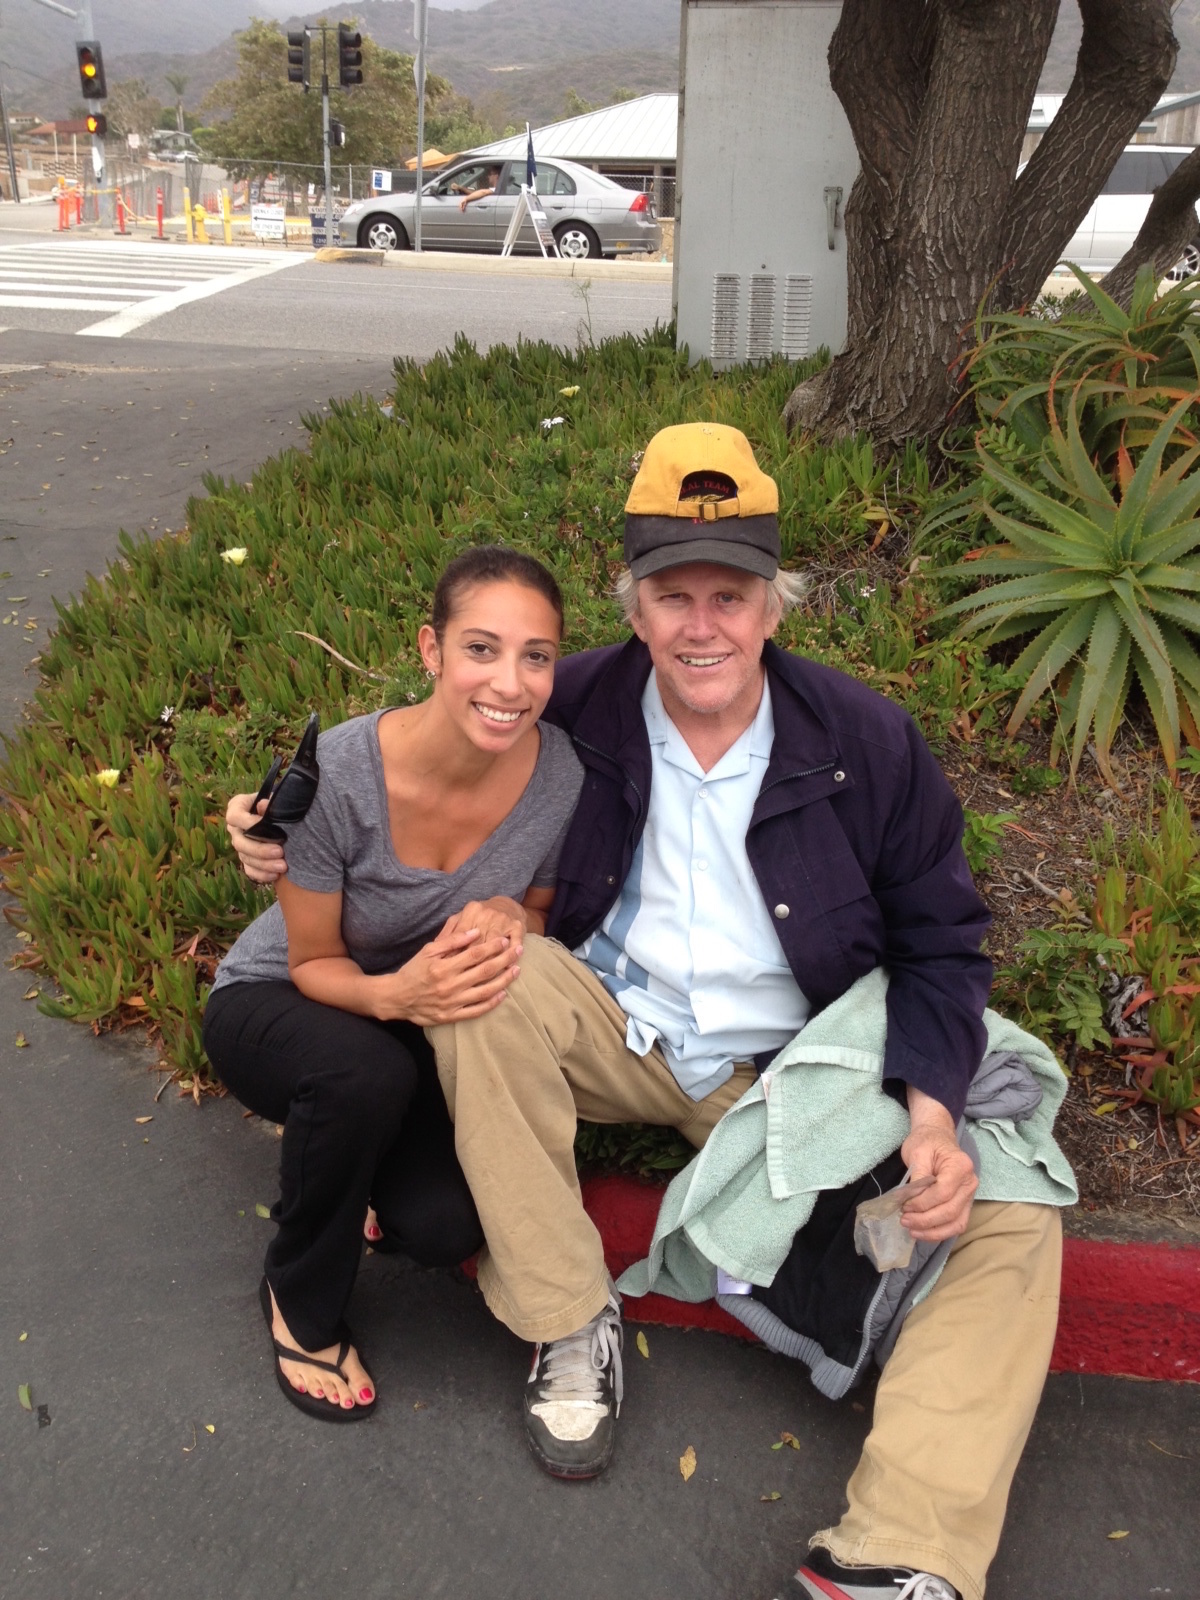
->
[642,670,775,780]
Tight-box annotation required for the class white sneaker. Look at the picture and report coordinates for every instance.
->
[522,1292,623,1479]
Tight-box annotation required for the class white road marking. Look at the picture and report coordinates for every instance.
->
[0,241,309,332]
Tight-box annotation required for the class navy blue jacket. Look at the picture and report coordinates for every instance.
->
[543,638,992,1122]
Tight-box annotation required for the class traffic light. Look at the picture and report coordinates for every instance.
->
[286,31,310,90]
[84,111,107,137]
[338,23,363,88]
[76,41,107,100]
[329,120,347,148]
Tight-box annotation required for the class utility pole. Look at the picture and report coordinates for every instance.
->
[413,0,428,252]
[321,26,333,250]
[0,64,19,204]
[28,0,109,223]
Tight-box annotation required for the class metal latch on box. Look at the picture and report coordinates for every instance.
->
[824,185,843,250]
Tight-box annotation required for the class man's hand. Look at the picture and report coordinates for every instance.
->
[226,792,287,885]
[900,1085,977,1243]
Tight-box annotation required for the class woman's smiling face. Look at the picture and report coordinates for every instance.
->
[419,578,561,751]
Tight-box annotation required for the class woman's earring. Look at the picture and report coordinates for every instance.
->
[425,668,437,681]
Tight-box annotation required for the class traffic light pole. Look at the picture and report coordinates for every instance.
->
[0,68,20,203]
[413,0,428,253]
[74,0,108,224]
[321,29,334,250]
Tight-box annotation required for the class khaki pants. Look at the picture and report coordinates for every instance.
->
[430,936,1062,1600]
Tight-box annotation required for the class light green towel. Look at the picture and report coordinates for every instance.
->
[617,967,1078,1304]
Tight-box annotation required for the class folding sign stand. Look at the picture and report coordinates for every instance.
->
[500,184,560,258]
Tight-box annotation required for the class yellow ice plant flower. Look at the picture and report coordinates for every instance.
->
[558,385,580,397]
[96,769,121,788]
[221,547,248,566]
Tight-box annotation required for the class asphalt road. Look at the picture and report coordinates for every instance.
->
[0,212,1197,1600]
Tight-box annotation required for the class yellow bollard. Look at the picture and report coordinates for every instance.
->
[183,186,194,244]
[192,201,209,243]
[221,187,233,246]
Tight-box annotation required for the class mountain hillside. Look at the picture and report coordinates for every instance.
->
[7,1,1200,143]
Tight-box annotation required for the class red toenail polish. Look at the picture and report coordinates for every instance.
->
[360,1388,373,1402]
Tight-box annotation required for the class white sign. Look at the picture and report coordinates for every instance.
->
[127,132,140,150]
[371,168,392,193]
[251,203,286,241]
[500,184,560,259]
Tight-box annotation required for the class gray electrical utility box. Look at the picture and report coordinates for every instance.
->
[674,1,859,369]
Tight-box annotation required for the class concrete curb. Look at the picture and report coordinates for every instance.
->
[579,1174,1200,1384]
[374,249,672,284]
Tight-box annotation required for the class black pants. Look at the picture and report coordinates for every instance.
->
[203,981,483,1351]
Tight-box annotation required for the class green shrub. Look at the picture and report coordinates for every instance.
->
[0,328,950,1076]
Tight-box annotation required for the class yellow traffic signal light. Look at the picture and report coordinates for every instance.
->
[85,112,107,137]
[76,41,107,100]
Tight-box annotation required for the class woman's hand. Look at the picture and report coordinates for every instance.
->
[226,793,287,885]
[378,917,523,1026]
[441,896,528,946]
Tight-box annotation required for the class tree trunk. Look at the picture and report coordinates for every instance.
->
[784,0,1179,449]
[1099,143,1200,307]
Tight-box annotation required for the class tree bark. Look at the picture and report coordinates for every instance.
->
[783,0,1181,448]
[996,0,1177,308]
[1099,144,1200,307]
[786,0,1058,448]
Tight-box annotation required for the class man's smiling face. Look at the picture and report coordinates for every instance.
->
[630,562,782,726]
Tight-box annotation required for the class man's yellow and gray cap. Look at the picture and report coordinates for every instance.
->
[623,422,780,580]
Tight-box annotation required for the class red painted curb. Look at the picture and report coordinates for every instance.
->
[579,1174,1200,1383]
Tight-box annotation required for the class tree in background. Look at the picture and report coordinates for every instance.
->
[164,71,189,135]
[783,0,1182,449]
[198,18,457,185]
[105,79,164,144]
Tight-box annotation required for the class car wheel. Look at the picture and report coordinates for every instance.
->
[1168,239,1200,281]
[554,222,601,261]
[360,214,409,251]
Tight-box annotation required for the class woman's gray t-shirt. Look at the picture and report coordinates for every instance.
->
[210,710,583,993]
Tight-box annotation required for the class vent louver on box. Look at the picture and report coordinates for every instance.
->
[711,274,740,364]
[781,275,814,359]
[746,274,776,360]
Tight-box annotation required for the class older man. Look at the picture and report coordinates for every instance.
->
[228,424,1061,1600]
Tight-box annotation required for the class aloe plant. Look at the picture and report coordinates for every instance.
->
[936,390,1200,780]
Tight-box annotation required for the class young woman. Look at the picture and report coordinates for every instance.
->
[203,546,582,1422]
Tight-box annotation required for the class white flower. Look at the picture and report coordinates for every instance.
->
[558,385,580,397]
[540,416,565,430]
[96,769,121,788]
[221,547,248,566]
[160,705,174,724]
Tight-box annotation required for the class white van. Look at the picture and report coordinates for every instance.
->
[1058,145,1199,274]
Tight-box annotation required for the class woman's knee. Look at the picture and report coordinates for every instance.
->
[375,1177,483,1266]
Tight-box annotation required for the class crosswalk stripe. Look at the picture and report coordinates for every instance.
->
[0,241,309,328]
[0,279,160,298]
[0,295,139,311]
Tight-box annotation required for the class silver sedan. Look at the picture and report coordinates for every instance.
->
[339,156,662,260]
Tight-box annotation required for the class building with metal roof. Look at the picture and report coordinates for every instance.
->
[468,93,678,216]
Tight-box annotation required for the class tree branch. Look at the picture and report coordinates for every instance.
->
[1100,143,1200,307]
[996,0,1177,308]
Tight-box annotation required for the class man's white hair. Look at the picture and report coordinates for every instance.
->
[612,565,808,624]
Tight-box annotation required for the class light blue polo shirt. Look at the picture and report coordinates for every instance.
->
[577,673,811,1100]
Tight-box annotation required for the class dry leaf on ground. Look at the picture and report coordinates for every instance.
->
[636,1331,650,1359]
[679,1445,697,1481]
[761,1492,782,1502]
[17,1384,32,1411]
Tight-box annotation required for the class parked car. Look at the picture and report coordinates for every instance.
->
[338,156,662,260]
[1056,145,1199,274]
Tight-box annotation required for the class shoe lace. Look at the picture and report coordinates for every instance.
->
[537,1294,624,1410]
[894,1576,957,1600]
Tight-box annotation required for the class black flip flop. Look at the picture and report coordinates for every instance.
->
[258,1277,377,1423]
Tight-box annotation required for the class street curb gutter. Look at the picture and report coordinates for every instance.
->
[579,1175,1200,1384]
[314,247,384,265]
[375,250,672,284]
